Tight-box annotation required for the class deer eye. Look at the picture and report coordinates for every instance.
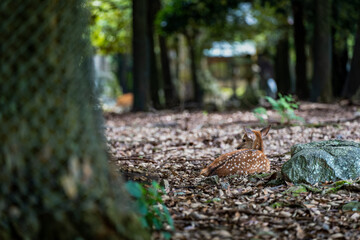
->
[242,139,246,142]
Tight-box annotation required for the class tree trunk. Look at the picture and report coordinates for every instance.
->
[331,33,348,98]
[148,0,161,109]
[331,3,348,98]
[132,0,150,111]
[292,0,309,99]
[0,0,148,239]
[342,17,360,98]
[115,53,130,94]
[159,36,179,108]
[185,33,203,105]
[174,36,180,87]
[310,0,332,102]
[275,31,291,95]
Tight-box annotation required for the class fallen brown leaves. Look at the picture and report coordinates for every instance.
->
[105,103,360,239]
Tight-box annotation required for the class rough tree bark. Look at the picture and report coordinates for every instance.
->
[132,0,150,111]
[311,0,332,102]
[0,0,148,239]
[292,0,309,99]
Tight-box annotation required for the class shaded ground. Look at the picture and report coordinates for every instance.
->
[105,102,360,239]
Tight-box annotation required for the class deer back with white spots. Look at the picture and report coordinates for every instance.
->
[200,125,271,177]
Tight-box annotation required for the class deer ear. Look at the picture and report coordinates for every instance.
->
[260,125,271,137]
[244,128,255,139]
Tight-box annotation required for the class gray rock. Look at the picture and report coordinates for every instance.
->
[281,140,360,184]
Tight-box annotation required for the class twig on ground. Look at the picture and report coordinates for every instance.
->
[116,156,156,163]
[214,209,313,221]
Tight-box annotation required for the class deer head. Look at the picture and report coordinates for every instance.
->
[236,125,271,152]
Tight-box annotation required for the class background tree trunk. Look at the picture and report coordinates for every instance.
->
[311,0,332,102]
[148,0,161,109]
[342,17,360,99]
[292,0,309,99]
[160,36,179,108]
[0,0,148,239]
[115,53,131,94]
[331,34,348,98]
[132,0,150,111]
[331,3,348,98]
[275,31,291,95]
[185,33,204,105]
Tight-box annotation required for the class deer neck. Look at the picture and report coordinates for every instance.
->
[252,131,264,152]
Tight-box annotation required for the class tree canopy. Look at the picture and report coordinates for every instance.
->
[89,0,132,54]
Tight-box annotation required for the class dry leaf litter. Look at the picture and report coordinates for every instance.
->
[105,102,360,239]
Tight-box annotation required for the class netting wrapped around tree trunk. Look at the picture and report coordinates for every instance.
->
[0,1,147,239]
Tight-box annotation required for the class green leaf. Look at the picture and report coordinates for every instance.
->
[266,94,302,124]
[140,217,149,229]
[137,198,148,216]
[162,232,172,240]
[126,180,174,233]
[163,205,174,229]
[126,181,142,198]
[153,217,162,230]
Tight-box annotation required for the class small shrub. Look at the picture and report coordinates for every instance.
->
[126,181,174,239]
[265,94,304,124]
[253,107,268,124]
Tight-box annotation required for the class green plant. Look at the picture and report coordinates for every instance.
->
[126,181,174,239]
[265,94,304,124]
[270,202,284,209]
[253,107,268,124]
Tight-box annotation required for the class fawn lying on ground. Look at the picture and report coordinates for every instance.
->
[200,125,271,177]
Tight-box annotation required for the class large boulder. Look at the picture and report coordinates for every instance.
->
[281,140,360,184]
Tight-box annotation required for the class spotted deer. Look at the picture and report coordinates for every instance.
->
[200,125,271,177]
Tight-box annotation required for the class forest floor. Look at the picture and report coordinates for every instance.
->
[105,102,360,240]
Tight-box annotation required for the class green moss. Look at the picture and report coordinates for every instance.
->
[284,185,307,196]
[342,202,360,212]
[323,180,353,194]
[334,180,352,186]
[205,198,222,203]
[300,184,322,193]
[270,202,284,209]
[251,172,273,179]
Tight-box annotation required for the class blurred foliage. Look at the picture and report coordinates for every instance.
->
[332,0,360,36]
[156,0,240,36]
[86,0,360,106]
[87,0,360,55]
[332,0,360,55]
[253,107,268,124]
[126,181,174,239]
[95,68,122,98]
[89,0,131,54]
[265,94,303,124]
